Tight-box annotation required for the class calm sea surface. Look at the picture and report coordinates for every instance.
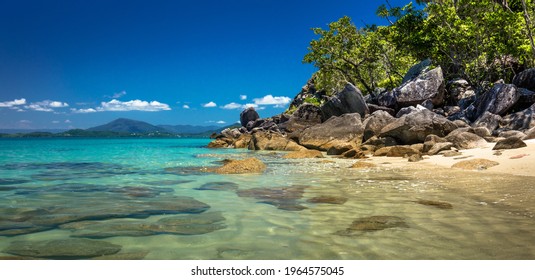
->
[1,138,535,259]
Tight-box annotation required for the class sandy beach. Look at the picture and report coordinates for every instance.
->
[360,139,535,177]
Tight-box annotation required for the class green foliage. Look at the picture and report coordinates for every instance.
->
[303,96,322,106]
[303,16,416,95]
[304,0,535,94]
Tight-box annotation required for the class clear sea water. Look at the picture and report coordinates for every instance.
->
[1,138,535,260]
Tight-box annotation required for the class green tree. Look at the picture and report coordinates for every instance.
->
[303,16,415,95]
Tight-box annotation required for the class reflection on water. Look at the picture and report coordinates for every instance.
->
[0,138,534,259]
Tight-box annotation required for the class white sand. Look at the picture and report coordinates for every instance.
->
[362,139,535,177]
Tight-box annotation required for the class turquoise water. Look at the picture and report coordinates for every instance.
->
[1,138,535,259]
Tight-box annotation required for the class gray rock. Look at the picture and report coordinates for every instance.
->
[282,103,322,133]
[500,103,535,131]
[221,128,241,139]
[512,68,535,91]
[362,110,396,141]
[427,142,454,155]
[423,134,446,153]
[472,84,519,120]
[240,107,260,127]
[473,127,492,138]
[395,66,445,107]
[524,126,535,140]
[402,59,433,83]
[376,90,397,108]
[379,107,457,144]
[4,239,122,259]
[445,129,488,149]
[396,106,418,118]
[492,137,527,150]
[498,130,527,139]
[367,104,395,116]
[320,83,369,121]
[447,79,476,108]
[298,113,364,151]
[473,111,502,132]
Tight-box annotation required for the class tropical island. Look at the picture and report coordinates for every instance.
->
[208,0,535,172]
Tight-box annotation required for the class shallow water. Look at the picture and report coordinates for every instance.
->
[1,138,535,259]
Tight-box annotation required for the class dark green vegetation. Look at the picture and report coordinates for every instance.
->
[304,0,535,95]
[0,118,236,138]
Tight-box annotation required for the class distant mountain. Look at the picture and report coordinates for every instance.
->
[87,118,168,133]
[157,124,222,134]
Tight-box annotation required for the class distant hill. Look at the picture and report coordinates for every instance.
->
[0,118,234,138]
[157,124,222,134]
[87,118,168,133]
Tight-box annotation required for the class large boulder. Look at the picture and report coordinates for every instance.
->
[320,83,369,121]
[376,90,397,108]
[362,110,396,141]
[445,128,488,149]
[394,66,446,107]
[379,106,457,144]
[492,137,527,150]
[283,149,324,159]
[471,83,519,121]
[447,79,476,109]
[281,103,322,133]
[512,68,535,91]
[473,111,502,133]
[213,158,266,174]
[500,103,535,131]
[298,113,364,151]
[248,131,305,151]
[240,107,260,127]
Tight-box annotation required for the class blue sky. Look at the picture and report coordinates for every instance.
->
[0,0,415,129]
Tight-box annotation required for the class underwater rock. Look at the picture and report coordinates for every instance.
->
[3,238,122,259]
[164,166,211,175]
[0,195,210,236]
[195,182,239,191]
[92,251,149,260]
[307,196,348,204]
[142,180,193,186]
[415,199,453,209]
[349,161,377,169]
[67,212,227,238]
[336,216,408,235]
[0,178,30,185]
[237,186,307,211]
[451,159,499,170]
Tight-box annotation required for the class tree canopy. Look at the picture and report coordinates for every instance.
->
[304,0,535,95]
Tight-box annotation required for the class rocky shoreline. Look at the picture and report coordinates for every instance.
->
[208,60,535,171]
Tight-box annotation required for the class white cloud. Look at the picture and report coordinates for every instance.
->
[25,100,69,112]
[240,95,247,100]
[253,95,291,106]
[0,98,26,107]
[182,105,190,109]
[19,120,31,123]
[72,99,171,113]
[112,90,127,99]
[202,101,217,108]
[71,108,97,113]
[99,99,171,111]
[216,120,226,124]
[221,102,243,110]
[65,119,72,123]
[52,120,60,124]
[49,101,69,108]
